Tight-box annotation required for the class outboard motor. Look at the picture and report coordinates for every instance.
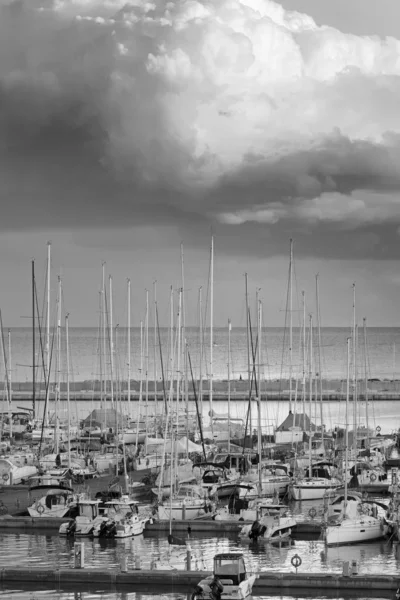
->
[66,520,76,537]
[98,520,109,538]
[248,519,266,541]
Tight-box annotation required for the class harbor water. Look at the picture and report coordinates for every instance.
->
[0,526,397,600]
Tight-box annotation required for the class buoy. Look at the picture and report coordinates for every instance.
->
[370,473,377,483]
[291,554,302,573]
[37,503,45,515]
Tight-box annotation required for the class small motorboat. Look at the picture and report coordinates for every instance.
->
[239,504,297,542]
[93,496,148,538]
[191,552,257,600]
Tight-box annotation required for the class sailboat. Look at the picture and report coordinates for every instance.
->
[324,338,389,545]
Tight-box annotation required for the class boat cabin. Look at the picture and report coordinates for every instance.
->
[76,500,101,520]
[104,497,139,518]
[214,553,247,586]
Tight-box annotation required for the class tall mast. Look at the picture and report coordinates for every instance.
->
[45,242,51,426]
[245,273,251,434]
[101,263,106,421]
[344,337,351,511]
[135,320,143,450]
[181,243,189,453]
[176,289,182,441]
[8,330,12,442]
[308,313,313,476]
[316,274,324,451]
[363,317,369,449]
[145,289,149,455]
[198,286,203,427]
[153,280,157,417]
[65,313,71,469]
[127,278,131,419]
[109,275,114,408]
[289,238,293,413]
[54,275,62,455]
[209,236,214,428]
[32,260,36,422]
[352,283,357,460]
[302,291,306,419]
[227,318,231,453]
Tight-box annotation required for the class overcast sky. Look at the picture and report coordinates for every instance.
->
[1,0,400,328]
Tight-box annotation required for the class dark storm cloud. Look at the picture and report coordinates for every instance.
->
[1,0,400,261]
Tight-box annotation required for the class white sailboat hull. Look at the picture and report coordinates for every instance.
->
[291,478,341,501]
[325,517,388,545]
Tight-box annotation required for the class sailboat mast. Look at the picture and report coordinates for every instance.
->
[302,291,306,419]
[245,273,251,435]
[308,313,313,475]
[181,244,189,454]
[227,318,231,453]
[45,242,51,426]
[352,283,357,460]
[198,286,203,428]
[127,278,131,419]
[65,313,71,469]
[209,236,214,430]
[109,275,114,408]
[145,289,149,455]
[289,238,293,414]
[8,330,12,441]
[176,289,182,438]
[153,280,157,417]
[32,259,36,422]
[363,317,369,449]
[54,275,62,455]
[135,320,143,450]
[344,337,351,511]
[101,263,106,424]
[316,274,324,450]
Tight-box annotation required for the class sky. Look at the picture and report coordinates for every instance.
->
[1,0,400,328]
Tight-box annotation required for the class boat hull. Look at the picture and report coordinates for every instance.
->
[325,517,388,545]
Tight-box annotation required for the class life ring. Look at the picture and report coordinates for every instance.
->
[2,472,9,482]
[370,473,377,483]
[308,507,317,519]
[291,554,302,569]
[36,503,45,515]
[376,426,381,433]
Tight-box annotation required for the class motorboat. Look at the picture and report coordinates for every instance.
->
[59,498,104,536]
[239,506,297,542]
[93,495,148,538]
[191,552,257,600]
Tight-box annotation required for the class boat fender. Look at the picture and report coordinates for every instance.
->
[37,503,45,515]
[370,473,377,483]
[260,525,267,536]
[308,507,317,519]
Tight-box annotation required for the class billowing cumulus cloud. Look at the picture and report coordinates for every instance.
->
[1,0,400,259]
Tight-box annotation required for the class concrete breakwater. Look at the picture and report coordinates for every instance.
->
[8,378,400,403]
[0,567,399,594]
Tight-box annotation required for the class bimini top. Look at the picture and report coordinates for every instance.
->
[214,553,244,560]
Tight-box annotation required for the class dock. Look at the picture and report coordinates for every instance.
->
[0,567,399,595]
[0,514,323,537]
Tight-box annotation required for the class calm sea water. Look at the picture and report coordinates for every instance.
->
[0,515,396,600]
[5,327,400,384]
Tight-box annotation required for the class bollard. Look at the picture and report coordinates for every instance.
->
[121,555,128,573]
[351,559,358,575]
[74,542,85,569]
[186,549,191,571]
